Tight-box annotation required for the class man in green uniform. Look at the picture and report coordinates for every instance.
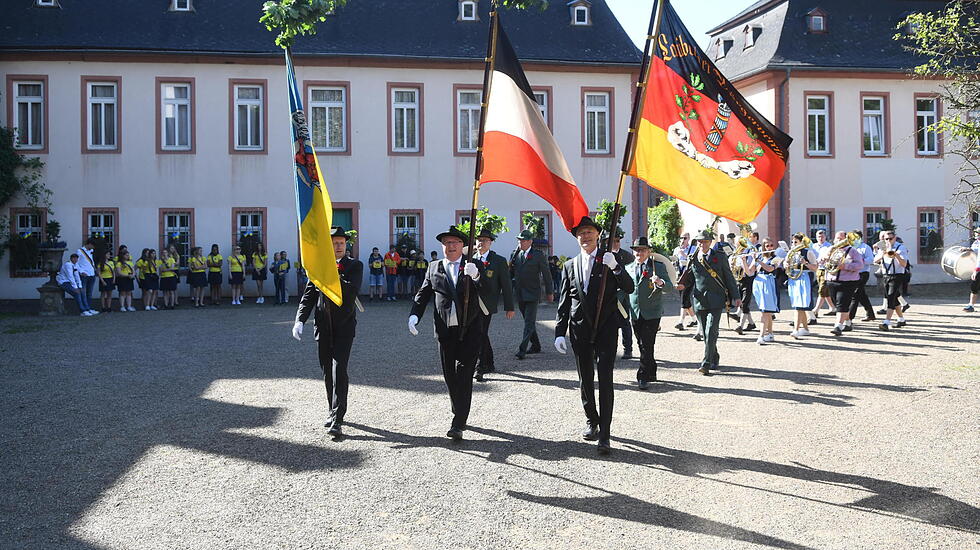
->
[626,237,674,388]
[676,230,741,375]
[510,230,553,360]
[473,228,516,381]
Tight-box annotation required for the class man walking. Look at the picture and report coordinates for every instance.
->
[675,230,740,375]
[292,226,363,438]
[473,228,515,382]
[554,216,634,455]
[510,230,553,360]
[408,226,484,440]
[626,237,673,388]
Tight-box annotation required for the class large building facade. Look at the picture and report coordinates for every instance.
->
[703,0,977,283]
[0,0,640,298]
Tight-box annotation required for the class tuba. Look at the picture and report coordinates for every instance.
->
[729,236,749,281]
[785,236,812,280]
[825,232,859,276]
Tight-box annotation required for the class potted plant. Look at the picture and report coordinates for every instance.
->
[37,219,66,278]
[6,231,40,271]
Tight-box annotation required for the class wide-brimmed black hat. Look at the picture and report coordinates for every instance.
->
[476,228,497,241]
[630,236,652,250]
[435,225,470,244]
[516,230,535,240]
[571,216,602,236]
[330,226,349,240]
[693,229,715,242]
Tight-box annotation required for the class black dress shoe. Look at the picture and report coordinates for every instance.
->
[698,366,711,376]
[597,439,611,455]
[861,316,876,322]
[734,326,744,335]
[686,321,698,327]
[674,322,685,330]
[637,379,649,390]
[328,424,343,437]
[902,304,911,313]
[447,428,463,441]
[621,350,633,359]
[830,327,842,336]
[878,323,889,331]
[842,325,853,332]
[582,424,599,441]
[694,333,703,342]
[475,372,485,382]
[896,321,907,328]
[527,347,541,354]
[515,352,526,360]
[877,308,887,315]
[746,323,757,331]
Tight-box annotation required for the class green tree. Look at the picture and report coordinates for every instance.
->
[897,1,980,227]
[594,199,626,238]
[647,198,683,257]
[456,207,509,238]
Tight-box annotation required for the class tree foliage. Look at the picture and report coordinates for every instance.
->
[0,127,50,213]
[456,207,509,238]
[261,0,548,48]
[897,1,980,226]
[521,212,546,239]
[647,198,683,257]
[594,199,627,238]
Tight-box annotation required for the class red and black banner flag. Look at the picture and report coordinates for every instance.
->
[479,18,589,232]
[629,1,793,223]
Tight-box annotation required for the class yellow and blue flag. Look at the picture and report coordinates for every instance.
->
[285,50,342,305]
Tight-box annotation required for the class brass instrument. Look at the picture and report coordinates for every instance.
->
[729,236,749,281]
[824,232,859,276]
[785,236,813,280]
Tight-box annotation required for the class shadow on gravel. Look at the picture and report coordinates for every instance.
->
[721,366,927,394]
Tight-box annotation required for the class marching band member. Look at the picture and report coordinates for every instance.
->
[875,230,910,314]
[786,233,818,338]
[627,236,673,388]
[965,227,980,312]
[734,239,757,335]
[822,231,864,336]
[751,238,780,344]
[811,230,834,321]
[876,230,909,330]
[673,233,698,331]
[848,230,877,322]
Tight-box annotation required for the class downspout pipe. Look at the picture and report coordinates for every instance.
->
[777,68,791,237]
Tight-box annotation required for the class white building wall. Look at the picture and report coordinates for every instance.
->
[0,59,633,298]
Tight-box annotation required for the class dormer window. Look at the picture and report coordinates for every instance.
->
[807,8,827,33]
[171,0,192,11]
[715,38,734,60]
[459,1,477,22]
[36,0,59,7]
[568,1,591,26]
[743,25,762,49]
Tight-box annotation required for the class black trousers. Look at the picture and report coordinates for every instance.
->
[632,317,661,382]
[849,272,875,319]
[680,284,694,309]
[438,320,483,430]
[570,323,617,441]
[477,313,495,373]
[517,300,541,353]
[738,275,755,313]
[884,274,904,310]
[316,320,356,426]
[827,279,859,314]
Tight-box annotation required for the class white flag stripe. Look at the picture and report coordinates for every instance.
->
[484,71,576,185]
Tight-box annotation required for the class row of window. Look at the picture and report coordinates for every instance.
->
[804,92,955,158]
[805,208,980,263]
[8,77,615,156]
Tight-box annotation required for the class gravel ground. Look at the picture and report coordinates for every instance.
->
[0,292,978,550]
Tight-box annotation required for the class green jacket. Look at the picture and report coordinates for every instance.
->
[510,247,552,302]
[477,250,515,315]
[679,248,739,312]
[627,258,674,320]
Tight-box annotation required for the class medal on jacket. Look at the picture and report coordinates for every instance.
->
[486,269,494,278]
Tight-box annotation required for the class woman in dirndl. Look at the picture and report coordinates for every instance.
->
[787,232,819,339]
[752,238,781,344]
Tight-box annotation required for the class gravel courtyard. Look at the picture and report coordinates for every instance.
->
[1,293,978,549]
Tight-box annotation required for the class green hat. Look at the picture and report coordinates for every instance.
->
[516,230,535,240]
[630,236,652,250]
[693,229,715,242]
[435,225,470,244]
[330,226,349,241]
[570,216,602,236]
[477,228,497,241]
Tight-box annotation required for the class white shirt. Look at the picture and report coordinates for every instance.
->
[579,249,597,293]
[56,261,82,289]
[882,242,908,274]
[972,239,980,270]
[75,246,96,276]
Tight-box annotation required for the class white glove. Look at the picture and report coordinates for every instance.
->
[292,321,303,341]
[653,277,665,288]
[602,252,618,270]
[554,336,568,354]
[463,262,480,281]
[408,314,419,336]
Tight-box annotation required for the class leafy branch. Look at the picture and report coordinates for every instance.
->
[675,73,705,126]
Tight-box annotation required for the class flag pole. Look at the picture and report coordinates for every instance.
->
[459,2,500,341]
[591,0,667,343]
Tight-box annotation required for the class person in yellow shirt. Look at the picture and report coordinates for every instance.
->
[251,242,269,304]
[159,248,179,310]
[141,248,160,310]
[188,247,208,307]
[228,244,247,306]
[207,244,223,306]
[114,250,136,312]
[97,250,115,313]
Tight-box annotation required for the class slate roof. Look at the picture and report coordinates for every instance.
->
[0,0,641,66]
[707,0,945,81]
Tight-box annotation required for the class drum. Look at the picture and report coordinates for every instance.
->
[941,246,978,281]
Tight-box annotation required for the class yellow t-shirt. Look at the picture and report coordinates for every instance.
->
[190,256,207,273]
[134,259,147,279]
[228,254,246,273]
[117,260,134,277]
[252,253,267,270]
[160,257,177,278]
[99,260,115,279]
[207,254,223,272]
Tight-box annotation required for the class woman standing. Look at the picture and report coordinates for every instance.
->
[134,248,149,306]
[228,244,246,305]
[141,249,161,310]
[206,244,223,305]
[751,239,781,344]
[97,250,115,312]
[787,233,818,339]
[251,242,268,304]
[159,248,179,310]
[115,250,136,312]
[188,247,208,308]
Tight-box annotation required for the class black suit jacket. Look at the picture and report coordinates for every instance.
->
[295,257,363,341]
[555,250,635,343]
[476,250,515,315]
[510,247,553,302]
[411,258,484,339]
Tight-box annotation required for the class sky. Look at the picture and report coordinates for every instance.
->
[606,0,759,49]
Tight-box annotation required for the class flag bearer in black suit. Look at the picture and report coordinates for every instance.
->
[554,216,635,455]
[473,228,516,382]
[408,226,485,440]
[292,227,363,438]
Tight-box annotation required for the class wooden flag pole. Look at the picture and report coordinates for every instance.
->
[590,0,667,344]
[459,3,500,341]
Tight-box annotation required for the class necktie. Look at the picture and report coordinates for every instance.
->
[447,261,460,327]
